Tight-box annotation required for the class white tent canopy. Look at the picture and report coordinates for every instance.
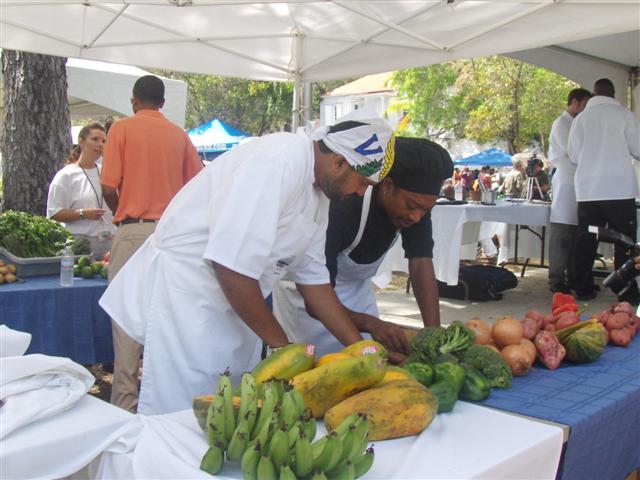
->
[1,1,637,82]
[1,1,638,124]
[66,58,188,127]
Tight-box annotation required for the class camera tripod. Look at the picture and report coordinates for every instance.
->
[525,175,544,201]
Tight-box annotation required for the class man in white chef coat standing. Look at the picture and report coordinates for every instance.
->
[99,110,395,415]
[568,78,640,303]
[547,87,591,294]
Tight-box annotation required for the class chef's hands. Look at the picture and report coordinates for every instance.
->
[368,319,411,364]
[635,256,640,271]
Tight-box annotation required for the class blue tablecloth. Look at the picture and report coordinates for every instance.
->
[479,336,640,480]
[0,275,112,364]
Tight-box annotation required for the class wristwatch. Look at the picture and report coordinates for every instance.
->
[78,209,85,219]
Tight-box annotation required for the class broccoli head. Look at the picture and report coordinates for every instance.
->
[409,326,448,364]
[409,322,476,364]
[457,344,512,389]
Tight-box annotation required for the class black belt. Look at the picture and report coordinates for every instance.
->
[118,217,157,226]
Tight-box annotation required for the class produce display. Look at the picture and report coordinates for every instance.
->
[594,301,639,347]
[197,368,376,479]
[0,259,18,285]
[73,255,108,280]
[0,210,72,258]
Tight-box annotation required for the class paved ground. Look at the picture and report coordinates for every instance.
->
[377,264,619,329]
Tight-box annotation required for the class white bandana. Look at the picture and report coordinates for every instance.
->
[310,109,395,183]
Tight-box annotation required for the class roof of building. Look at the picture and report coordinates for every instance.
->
[328,71,395,96]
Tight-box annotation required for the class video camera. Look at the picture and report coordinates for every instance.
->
[525,153,543,178]
[589,226,640,295]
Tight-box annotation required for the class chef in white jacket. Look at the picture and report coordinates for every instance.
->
[547,87,591,293]
[273,137,453,362]
[99,111,394,414]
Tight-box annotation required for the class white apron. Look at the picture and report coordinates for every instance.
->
[273,186,399,357]
[100,135,326,415]
[549,111,578,225]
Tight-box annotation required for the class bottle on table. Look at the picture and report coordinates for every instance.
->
[454,182,464,201]
[60,244,74,287]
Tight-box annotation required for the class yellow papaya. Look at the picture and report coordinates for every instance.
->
[291,355,386,418]
[373,365,416,387]
[324,380,438,441]
[341,339,387,359]
[315,352,352,367]
[251,343,315,386]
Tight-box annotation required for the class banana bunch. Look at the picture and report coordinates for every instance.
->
[199,370,375,479]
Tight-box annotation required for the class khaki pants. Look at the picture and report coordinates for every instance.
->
[108,222,156,412]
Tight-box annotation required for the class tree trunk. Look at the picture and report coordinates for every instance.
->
[1,50,70,215]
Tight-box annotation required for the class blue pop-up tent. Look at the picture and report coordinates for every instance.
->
[187,118,250,162]
[455,148,512,168]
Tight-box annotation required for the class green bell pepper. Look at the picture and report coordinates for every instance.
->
[402,362,434,387]
[434,362,466,394]
[459,364,491,401]
[429,381,458,413]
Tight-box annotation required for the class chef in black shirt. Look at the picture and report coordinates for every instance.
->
[273,137,453,363]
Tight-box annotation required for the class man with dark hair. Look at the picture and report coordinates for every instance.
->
[101,74,203,412]
[100,109,395,414]
[273,137,453,361]
[548,87,591,293]
[568,78,640,302]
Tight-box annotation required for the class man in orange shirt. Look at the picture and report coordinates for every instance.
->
[101,75,203,412]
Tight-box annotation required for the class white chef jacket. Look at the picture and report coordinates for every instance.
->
[46,163,116,237]
[549,111,578,225]
[568,96,640,202]
[99,132,330,415]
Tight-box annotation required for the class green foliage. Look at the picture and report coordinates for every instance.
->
[0,210,72,258]
[391,63,467,139]
[392,56,577,153]
[158,71,294,134]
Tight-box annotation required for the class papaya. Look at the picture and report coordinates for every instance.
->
[251,343,315,386]
[291,355,386,418]
[324,380,438,440]
[373,365,416,387]
[192,395,244,432]
[341,339,387,359]
[315,352,352,367]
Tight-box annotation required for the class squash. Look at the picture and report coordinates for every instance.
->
[291,355,386,418]
[562,322,607,363]
[324,380,437,440]
[251,343,315,386]
[340,339,387,359]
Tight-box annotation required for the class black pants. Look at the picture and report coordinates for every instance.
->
[574,199,639,303]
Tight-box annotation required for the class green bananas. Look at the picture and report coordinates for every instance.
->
[199,372,376,479]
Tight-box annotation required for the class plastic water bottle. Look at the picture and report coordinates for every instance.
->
[60,245,74,287]
[454,182,463,201]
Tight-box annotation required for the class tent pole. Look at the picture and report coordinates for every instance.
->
[290,29,304,131]
[303,82,312,125]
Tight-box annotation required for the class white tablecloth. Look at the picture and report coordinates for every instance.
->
[90,402,563,480]
[1,395,139,479]
[376,200,551,286]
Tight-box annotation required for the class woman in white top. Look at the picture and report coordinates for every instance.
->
[47,122,116,259]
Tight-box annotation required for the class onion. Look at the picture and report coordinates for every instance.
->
[492,317,524,348]
[485,343,500,353]
[519,338,537,364]
[465,318,491,345]
[501,344,532,376]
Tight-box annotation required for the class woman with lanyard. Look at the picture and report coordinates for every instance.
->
[273,137,453,363]
[47,122,116,259]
